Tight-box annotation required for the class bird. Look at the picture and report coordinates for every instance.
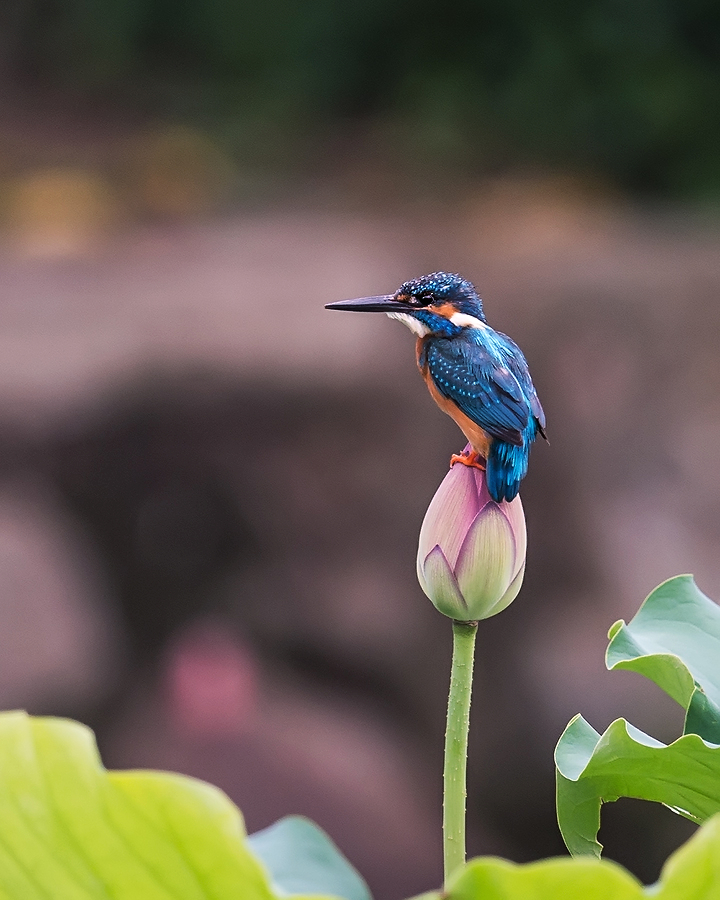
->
[326,271,546,502]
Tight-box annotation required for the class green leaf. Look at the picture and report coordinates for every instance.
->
[445,855,641,900]
[555,575,720,857]
[248,816,372,900]
[555,715,720,857]
[652,812,720,900]
[606,574,720,741]
[443,814,720,899]
[0,710,332,900]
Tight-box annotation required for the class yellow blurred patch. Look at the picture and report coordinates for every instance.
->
[3,168,120,259]
[124,125,235,219]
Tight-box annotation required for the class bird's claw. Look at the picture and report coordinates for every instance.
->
[450,450,486,471]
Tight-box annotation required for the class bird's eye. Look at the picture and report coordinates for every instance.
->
[414,291,434,307]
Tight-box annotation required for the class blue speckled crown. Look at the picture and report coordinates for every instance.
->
[398,272,485,320]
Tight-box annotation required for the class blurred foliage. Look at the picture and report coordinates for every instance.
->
[3,0,720,194]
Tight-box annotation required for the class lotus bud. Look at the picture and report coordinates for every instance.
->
[417,450,527,621]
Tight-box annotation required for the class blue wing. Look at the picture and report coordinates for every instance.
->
[496,331,546,435]
[423,333,533,446]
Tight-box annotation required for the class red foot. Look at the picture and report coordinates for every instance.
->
[450,450,486,471]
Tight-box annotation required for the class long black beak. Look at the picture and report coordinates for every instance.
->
[325,295,409,313]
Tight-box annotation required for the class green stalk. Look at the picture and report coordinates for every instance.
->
[443,620,478,882]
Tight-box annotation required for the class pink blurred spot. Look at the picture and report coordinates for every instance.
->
[164,621,258,736]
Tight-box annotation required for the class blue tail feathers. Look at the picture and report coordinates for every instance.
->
[486,424,536,503]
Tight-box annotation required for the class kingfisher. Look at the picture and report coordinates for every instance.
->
[326,271,546,502]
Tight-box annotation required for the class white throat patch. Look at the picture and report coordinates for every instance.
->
[386,312,430,337]
[449,312,486,329]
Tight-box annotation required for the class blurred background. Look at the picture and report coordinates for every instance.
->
[0,0,718,896]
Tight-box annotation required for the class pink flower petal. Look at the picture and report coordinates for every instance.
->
[487,560,526,618]
[470,465,494,506]
[454,504,516,619]
[501,494,526,580]
[420,545,469,620]
[418,464,485,570]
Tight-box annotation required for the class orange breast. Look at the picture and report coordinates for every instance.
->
[417,338,492,458]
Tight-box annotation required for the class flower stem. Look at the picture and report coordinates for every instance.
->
[443,620,478,882]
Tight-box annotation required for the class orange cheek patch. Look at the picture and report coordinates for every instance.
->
[433,302,456,320]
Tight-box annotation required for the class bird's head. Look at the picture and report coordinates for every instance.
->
[326,272,486,337]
